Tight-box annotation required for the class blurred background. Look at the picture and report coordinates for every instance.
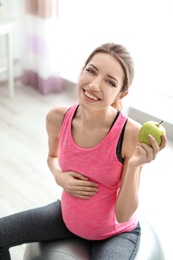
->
[0,0,173,136]
[0,0,173,259]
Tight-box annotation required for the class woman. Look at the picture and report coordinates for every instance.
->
[0,43,166,260]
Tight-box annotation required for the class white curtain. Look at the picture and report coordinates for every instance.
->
[22,0,63,94]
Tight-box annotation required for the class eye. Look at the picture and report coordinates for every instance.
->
[106,79,116,87]
[86,68,95,74]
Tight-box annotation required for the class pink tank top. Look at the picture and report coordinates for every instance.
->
[58,104,138,240]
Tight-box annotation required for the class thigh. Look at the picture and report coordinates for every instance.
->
[91,223,141,260]
[0,200,76,249]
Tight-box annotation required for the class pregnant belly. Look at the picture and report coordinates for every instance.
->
[61,190,117,240]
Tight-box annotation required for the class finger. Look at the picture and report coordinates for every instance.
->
[79,188,98,194]
[71,191,97,199]
[78,180,98,187]
[72,172,88,180]
[66,181,98,195]
[138,142,153,153]
[138,143,155,162]
[75,184,99,193]
[75,190,97,196]
[73,194,90,200]
[159,134,167,150]
[147,135,159,158]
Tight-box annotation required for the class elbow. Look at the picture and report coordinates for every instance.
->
[115,205,138,223]
[47,155,55,170]
[116,214,131,223]
[47,155,51,167]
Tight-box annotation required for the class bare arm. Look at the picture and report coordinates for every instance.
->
[46,107,98,199]
[115,118,167,223]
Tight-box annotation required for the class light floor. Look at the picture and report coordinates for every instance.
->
[0,80,173,260]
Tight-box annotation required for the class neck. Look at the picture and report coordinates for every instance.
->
[76,105,117,128]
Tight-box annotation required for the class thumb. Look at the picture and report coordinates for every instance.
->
[72,172,88,180]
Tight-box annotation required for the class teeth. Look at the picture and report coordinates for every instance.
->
[85,91,99,100]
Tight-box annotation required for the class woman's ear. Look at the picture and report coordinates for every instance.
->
[119,90,128,100]
[111,100,123,110]
[111,91,128,110]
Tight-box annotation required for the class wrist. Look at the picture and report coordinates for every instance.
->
[54,170,63,185]
[128,158,142,169]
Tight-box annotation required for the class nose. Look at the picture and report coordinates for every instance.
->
[89,77,101,91]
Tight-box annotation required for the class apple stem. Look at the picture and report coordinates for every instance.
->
[157,120,163,126]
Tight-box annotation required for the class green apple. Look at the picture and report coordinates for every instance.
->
[138,120,166,146]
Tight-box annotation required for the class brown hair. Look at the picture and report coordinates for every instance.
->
[83,43,135,109]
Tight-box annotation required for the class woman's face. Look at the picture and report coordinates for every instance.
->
[77,53,126,111]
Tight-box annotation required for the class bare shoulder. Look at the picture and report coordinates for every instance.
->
[126,117,141,136]
[122,117,142,158]
[46,106,70,137]
[46,106,69,123]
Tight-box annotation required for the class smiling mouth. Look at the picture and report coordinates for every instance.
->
[84,90,100,101]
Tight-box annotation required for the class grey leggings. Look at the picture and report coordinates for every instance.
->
[0,200,141,260]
